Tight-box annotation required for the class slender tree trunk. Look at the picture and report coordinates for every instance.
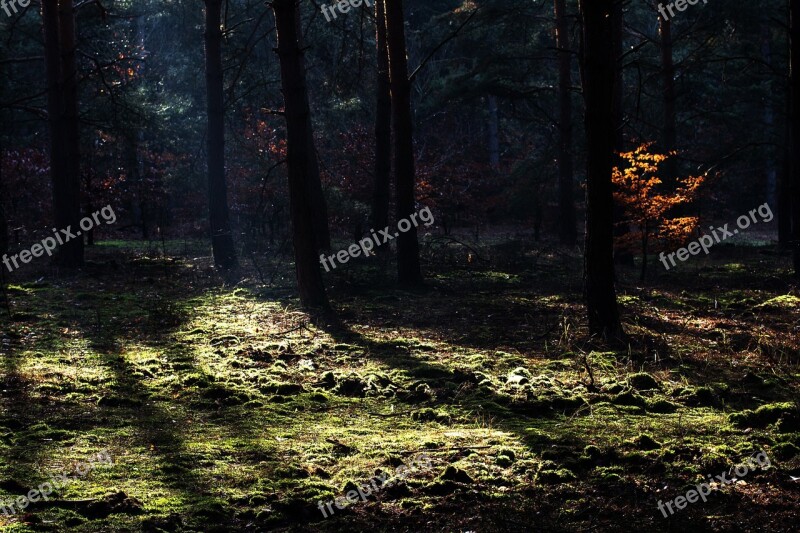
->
[791,0,800,274]
[640,221,648,281]
[273,0,328,308]
[555,0,576,245]
[780,4,792,245]
[371,0,391,233]
[0,145,7,257]
[660,15,678,183]
[487,95,500,168]
[44,0,83,267]
[59,0,83,266]
[385,0,422,285]
[762,20,778,207]
[579,0,624,340]
[611,0,633,266]
[306,116,331,251]
[779,87,792,244]
[204,0,238,270]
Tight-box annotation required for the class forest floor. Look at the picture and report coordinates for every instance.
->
[0,234,798,532]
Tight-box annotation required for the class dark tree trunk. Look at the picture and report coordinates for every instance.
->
[779,96,792,244]
[791,0,800,274]
[44,0,83,268]
[59,0,83,266]
[579,0,624,340]
[273,0,328,308]
[385,0,422,285]
[487,95,500,168]
[204,0,238,270]
[780,5,792,245]
[611,0,633,266]
[762,20,778,207]
[371,0,391,233]
[0,146,7,257]
[306,115,331,251]
[555,0,576,245]
[660,15,678,183]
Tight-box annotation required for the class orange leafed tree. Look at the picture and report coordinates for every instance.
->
[612,143,705,280]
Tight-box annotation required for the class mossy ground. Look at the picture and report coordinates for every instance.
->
[0,239,798,532]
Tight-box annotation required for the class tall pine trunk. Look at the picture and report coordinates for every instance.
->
[660,15,678,183]
[204,0,238,270]
[371,0,391,233]
[385,0,422,285]
[611,0,633,265]
[791,0,800,274]
[0,145,7,257]
[273,0,328,308]
[555,0,576,245]
[487,95,500,169]
[44,0,83,268]
[579,0,623,340]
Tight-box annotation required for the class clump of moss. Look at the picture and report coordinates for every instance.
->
[438,466,474,484]
[730,402,798,428]
[537,467,576,484]
[628,373,660,391]
[411,408,451,424]
[772,442,800,460]
[677,386,719,407]
[646,398,680,413]
[506,367,532,385]
[630,434,661,451]
[611,390,646,407]
[333,375,368,397]
[495,448,517,467]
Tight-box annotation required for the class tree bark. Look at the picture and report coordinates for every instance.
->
[204,0,238,270]
[487,95,500,169]
[44,0,83,268]
[660,14,678,183]
[555,0,576,245]
[779,87,792,244]
[273,0,328,308]
[791,0,800,274]
[385,0,422,285]
[371,0,391,233]
[0,145,7,257]
[611,0,633,265]
[579,0,624,340]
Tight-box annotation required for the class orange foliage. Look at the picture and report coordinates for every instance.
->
[612,143,705,275]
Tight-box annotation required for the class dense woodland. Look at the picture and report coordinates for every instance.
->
[0,0,799,531]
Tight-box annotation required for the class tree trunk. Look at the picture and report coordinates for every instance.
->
[791,0,800,274]
[611,0,633,266]
[555,0,576,245]
[660,15,678,183]
[204,0,238,270]
[44,0,84,268]
[487,95,500,169]
[385,0,422,285]
[579,0,624,340]
[0,146,7,257]
[371,0,391,233]
[273,0,328,308]
[762,19,778,207]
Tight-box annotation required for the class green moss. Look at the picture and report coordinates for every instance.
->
[628,373,660,391]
